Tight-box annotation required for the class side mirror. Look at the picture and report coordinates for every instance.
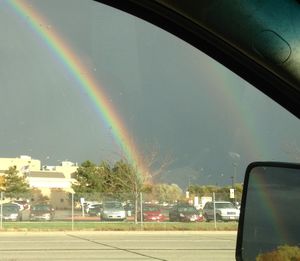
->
[236,162,300,261]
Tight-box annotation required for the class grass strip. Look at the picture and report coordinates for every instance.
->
[0,221,238,231]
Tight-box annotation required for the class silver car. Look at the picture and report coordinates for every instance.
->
[203,201,240,222]
[100,201,126,221]
[1,204,22,221]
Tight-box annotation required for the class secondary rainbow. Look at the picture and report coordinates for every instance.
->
[9,0,147,175]
[251,172,290,243]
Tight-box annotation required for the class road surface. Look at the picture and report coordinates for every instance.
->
[0,231,236,260]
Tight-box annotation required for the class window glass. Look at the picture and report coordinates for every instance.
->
[215,203,236,209]
[1,1,300,259]
[1,1,299,184]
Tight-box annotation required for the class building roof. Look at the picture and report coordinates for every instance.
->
[26,171,65,179]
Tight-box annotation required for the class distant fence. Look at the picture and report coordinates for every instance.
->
[0,191,239,230]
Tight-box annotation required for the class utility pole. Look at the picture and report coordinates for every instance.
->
[233,163,237,186]
[230,176,234,188]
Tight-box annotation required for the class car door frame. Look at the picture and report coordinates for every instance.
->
[95,0,300,121]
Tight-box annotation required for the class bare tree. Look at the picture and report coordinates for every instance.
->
[113,142,174,223]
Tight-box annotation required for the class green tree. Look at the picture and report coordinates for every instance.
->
[72,148,173,223]
[188,185,218,197]
[31,188,49,204]
[188,183,243,202]
[72,160,111,200]
[152,183,183,203]
[0,175,5,191]
[2,166,30,198]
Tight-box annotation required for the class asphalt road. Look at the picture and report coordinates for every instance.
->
[0,231,236,261]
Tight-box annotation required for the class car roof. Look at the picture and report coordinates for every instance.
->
[3,203,19,207]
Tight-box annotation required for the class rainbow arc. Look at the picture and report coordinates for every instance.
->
[10,0,147,175]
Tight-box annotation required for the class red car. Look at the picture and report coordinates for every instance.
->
[139,205,166,222]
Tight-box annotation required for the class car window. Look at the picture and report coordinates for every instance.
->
[215,203,236,209]
[32,205,50,211]
[144,206,159,212]
[104,202,122,208]
[204,203,211,209]
[3,205,18,212]
[178,206,195,212]
[1,1,300,260]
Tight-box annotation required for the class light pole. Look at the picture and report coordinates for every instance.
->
[230,176,234,188]
[232,163,237,188]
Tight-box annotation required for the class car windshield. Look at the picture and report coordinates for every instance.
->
[0,1,299,260]
[32,205,50,211]
[143,206,160,212]
[215,203,236,209]
[14,201,25,204]
[178,206,196,212]
[91,204,102,208]
[104,202,122,209]
[3,205,19,212]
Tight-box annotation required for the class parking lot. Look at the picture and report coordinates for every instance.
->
[0,231,237,261]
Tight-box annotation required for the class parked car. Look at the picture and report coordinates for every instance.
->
[169,204,203,222]
[100,201,126,221]
[83,201,100,214]
[12,200,29,211]
[88,203,103,216]
[124,203,135,217]
[10,202,23,211]
[138,205,166,222]
[29,204,55,221]
[1,203,22,221]
[203,201,240,222]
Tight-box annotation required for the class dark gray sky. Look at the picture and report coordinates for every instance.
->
[1,0,300,188]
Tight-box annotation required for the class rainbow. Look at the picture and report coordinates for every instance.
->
[248,169,290,243]
[204,61,268,161]
[9,0,148,175]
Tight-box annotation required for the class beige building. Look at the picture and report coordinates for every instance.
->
[0,156,78,209]
[26,171,75,209]
[0,155,41,174]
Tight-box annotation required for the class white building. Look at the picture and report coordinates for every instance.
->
[0,156,78,209]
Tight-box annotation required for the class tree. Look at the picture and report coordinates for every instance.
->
[188,183,243,202]
[72,160,112,200]
[111,160,143,223]
[31,188,49,203]
[2,166,30,198]
[188,184,218,197]
[72,144,173,223]
[152,183,183,203]
[113,142,174,223]
[0,175,5,191]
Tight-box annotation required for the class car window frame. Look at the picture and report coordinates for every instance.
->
[95,0,300,120]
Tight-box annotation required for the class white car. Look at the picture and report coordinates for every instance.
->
[83,201,100,214]
[10,202,24,211]
[100,201,126,221]
[203,201,240,222]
